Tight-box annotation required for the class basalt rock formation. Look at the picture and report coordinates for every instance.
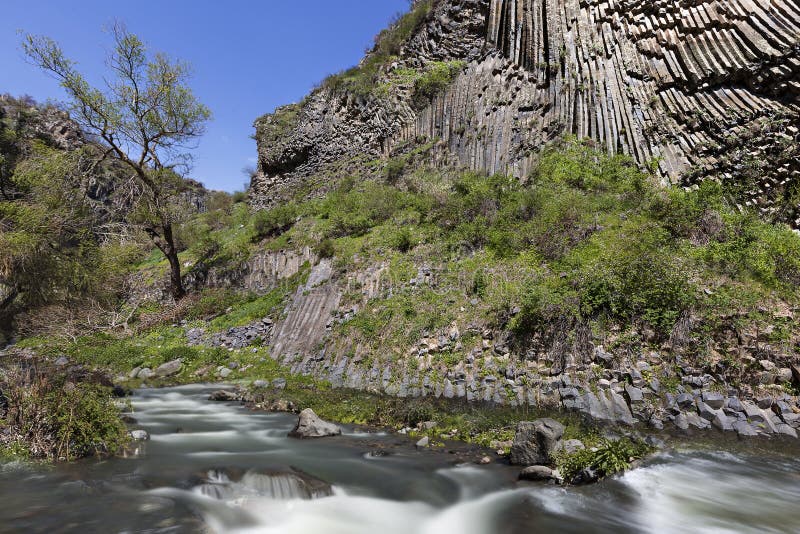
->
[251,0,800,225]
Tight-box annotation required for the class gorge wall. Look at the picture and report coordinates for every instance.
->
[251,0,800,225]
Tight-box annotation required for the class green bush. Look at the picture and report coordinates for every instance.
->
[385,157,406,184]
[316,238,336,259]
[411,61,465,109]
[252,203,298,241]
[389,227,415,252]
[556,438,653,481]
[3,372,128,461]
[48,383,130,460]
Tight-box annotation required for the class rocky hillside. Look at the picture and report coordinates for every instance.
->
[251,0,799,225]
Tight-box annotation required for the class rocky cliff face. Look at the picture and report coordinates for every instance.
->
[252,0,800,224]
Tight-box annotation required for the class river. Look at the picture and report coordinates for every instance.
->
[0,384,798,533]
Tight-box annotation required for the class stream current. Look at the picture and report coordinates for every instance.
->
[1,384,799,533]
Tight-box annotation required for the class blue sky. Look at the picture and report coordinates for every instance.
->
[0,0,409,191]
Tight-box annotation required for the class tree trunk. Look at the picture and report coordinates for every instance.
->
[162,223,185,301]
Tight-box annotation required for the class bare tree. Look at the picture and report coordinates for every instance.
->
[22,24,211,300]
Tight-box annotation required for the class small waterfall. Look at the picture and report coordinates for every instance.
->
[192,469,333,502]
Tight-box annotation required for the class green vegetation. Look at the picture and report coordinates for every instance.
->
[242,137,800,366]
[248,380,595,450]
[555,436,654,481]
[378,60,466,108]
[1,369,128,461]
[321,1,433,98]
[23,24,211,300]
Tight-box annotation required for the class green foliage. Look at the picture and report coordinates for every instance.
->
[385,157,406,184]
[316,238,336,259]
[0,143,104,310]
[556,437,653,481]
[22,24,211,300]
[411,61,465,109]
[252,203,299,241]
[2,370,128,461]
[321,1,432,98]
[48,384,130,460]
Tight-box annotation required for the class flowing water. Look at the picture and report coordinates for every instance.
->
[1,384,799,534]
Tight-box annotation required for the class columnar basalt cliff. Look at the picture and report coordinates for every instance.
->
[233,1,800,438]
[252,0,800,224]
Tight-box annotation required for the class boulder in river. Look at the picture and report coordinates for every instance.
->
[209,390,239,402]
[288,408,341,438]
[519,465,559,482]
[510,418,565,466]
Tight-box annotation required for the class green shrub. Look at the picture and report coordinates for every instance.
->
[385,157,406,184]
[556,438,653,481]
[411,61,465,109]
[3,371,129,461]
[252,203,298,241]
[316,238,336,259]
[389,227,415,252]
[160,345,201,364]
[321,1,432,98]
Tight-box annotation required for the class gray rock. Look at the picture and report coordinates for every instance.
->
[609,390,635,425]
[519,465,557,481]
[558,439,585,455]
[756,396,774,409]
[759,360,776,371]
[510,418,565,466]
[415,436,430,448]
[698,402,718,421]
[155,359,182,377]
[54,356,69,366]
[676,393,694,409]
[218,367,232,378]
[776,424,798,438]
[209,390,238,402]
[272,378,287,390]
[649,417,664,430]
[686,412,711,429]
[625,384,644,404]
[777,368,793,383]
[137,368,154,380]
[129,367,141,379]
[253,380,269,388]
[773,401,793,415]
[743,401,763,421]
[701,391,725,410]
[782,413,800,428]
[725,397,744,413]
[674,413,690,430]
[733,421,759,437]
[288,409,341,439]
[559,387,579,400]
[712,411,734,431]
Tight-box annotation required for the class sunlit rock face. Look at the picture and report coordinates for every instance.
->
[251,0,799,224]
